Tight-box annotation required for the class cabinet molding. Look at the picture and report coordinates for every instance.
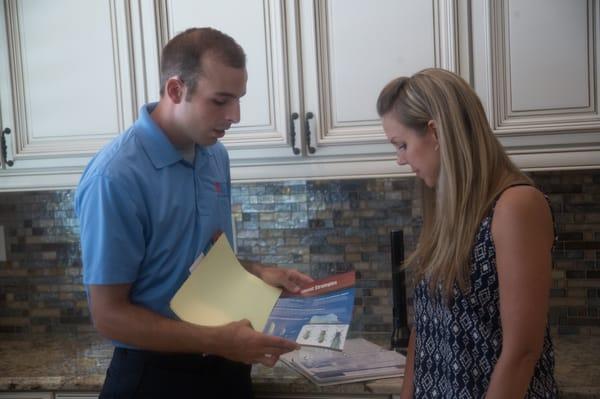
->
[229,150,600,183]
[1,0,138,160]
[304,0,460,148]
[0,393,52,399]
[471,0,600,169]
[474,0,600,134]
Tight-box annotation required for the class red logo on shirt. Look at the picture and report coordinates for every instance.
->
[214,182,221,193]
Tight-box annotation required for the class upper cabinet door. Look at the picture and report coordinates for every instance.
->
[139,0,300,162]
[0,0,138,189]
[471,0,600,169]
[298,0,459,160]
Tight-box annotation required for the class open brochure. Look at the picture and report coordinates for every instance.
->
[170,234,356,350]
[280,338,406,386]
[264,270,355,350]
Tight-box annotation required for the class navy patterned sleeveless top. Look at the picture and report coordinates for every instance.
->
[413,186,558,398]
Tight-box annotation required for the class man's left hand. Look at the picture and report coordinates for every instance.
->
[259,267,313,294]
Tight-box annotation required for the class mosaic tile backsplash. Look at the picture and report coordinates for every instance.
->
[0,170,598,338]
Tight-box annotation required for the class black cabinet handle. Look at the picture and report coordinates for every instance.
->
[305,112,316,154]
[290,112,300,155]
[1,127,14,167]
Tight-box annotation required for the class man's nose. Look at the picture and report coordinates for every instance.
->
[226,101,241,124]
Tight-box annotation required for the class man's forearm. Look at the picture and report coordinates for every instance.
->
[93,300,220,354]
[91,295,300,367]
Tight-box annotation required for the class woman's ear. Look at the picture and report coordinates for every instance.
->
[165,77,185,104]
[427,120,439,145]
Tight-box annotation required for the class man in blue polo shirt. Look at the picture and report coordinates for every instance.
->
[75,27,312,398]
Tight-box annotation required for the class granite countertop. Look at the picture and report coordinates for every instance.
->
[0,333,598,398]
[0,333,400,395]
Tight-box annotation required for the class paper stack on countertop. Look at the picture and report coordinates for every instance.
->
[281,338,406,386]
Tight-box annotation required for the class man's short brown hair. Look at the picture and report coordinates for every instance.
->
[159,27,246,99]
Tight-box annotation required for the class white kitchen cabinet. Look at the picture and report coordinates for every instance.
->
[0,0,144,191]
[137,0,461,182]
[129,0,600,179]
[470,0,600,169]
[0,0,598,192]
[290,0,457,166]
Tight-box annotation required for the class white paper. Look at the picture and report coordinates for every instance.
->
[280,338,406,386]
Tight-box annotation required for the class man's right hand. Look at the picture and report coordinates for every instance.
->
[215,319,299,367]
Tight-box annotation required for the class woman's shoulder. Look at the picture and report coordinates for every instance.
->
[491,184,554,244]
[494,184,548,212]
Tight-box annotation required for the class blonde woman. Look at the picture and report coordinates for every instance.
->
[377,69,557,398]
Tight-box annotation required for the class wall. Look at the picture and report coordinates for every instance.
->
[0,170,598,338]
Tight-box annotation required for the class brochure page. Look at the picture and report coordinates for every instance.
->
[264,271,355,350]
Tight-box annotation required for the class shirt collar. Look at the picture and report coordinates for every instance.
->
[134,103,216,169]
[134,103,183,169]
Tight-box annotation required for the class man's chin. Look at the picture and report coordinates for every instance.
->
[214,129,226,139]
[193,135,219,147]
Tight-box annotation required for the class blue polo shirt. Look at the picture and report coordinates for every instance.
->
[75,103,233,330]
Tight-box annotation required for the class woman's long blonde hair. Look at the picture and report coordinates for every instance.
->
[377,68,531,297]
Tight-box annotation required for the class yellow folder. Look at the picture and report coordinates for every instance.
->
[170,234,282,331]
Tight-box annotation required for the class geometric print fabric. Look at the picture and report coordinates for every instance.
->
[412,198,558,398]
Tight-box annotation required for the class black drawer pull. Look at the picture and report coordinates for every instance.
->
[1,127,14,167]
[290,112,300,155]
[305,112,316,154]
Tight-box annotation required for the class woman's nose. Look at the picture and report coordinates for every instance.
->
[396,153,407,166]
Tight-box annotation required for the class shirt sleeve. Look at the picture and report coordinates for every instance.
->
[75,174,146,285]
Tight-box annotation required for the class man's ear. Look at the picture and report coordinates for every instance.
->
[165,77,185,104]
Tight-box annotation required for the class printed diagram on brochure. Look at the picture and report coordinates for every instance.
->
[264,271,355,350]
